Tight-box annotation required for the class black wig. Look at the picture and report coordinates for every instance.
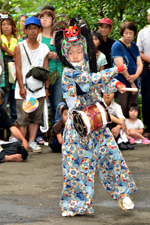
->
[53,17,97,73]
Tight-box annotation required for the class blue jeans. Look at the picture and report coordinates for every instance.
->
[49,76,63,127]
[1,89,17,122]
[50,137,62,153]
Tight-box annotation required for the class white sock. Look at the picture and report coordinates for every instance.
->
[117,138,123,144]
[120,129,128,143]
[62,211,74,217]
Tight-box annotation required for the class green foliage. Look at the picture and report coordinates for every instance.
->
[1,0,150,40]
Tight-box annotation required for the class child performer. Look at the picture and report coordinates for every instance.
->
[53,17,137,217]
[49,104,68,152]
[125,103,149,144]
[92,31,107,71]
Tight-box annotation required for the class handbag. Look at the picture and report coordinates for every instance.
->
[22,43,49,92]
[8,61,16,84]
[49,59,59,94]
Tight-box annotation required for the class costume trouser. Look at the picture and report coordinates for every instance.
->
[141,62,150,133]
[60,115,137,215]
[117,91,138,118]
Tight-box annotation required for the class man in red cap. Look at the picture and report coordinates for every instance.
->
[98,18,115,69]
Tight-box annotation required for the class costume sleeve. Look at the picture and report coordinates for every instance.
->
[62,66,120,98]
[72,66,119,92]
[102,78,118,93]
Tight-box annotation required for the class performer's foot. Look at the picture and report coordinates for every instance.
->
[62,210,76,217]
[118,196,134,211]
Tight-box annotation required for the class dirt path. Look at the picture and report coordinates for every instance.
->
[0,144,150,225]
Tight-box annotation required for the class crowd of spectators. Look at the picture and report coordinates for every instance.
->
[0,5,150,162]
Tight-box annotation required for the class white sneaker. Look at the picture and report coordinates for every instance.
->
[123,196,134,210]
[9,137,19,143]
[118,196,134,211]
[29,141,42,153]
[62,211,76,217]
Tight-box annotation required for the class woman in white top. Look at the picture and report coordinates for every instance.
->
[103,92,134,150]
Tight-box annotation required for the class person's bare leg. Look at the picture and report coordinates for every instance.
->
[10,121,19,139]
[129,130,145,140]
[28,123,39,142]
[5,154,22,162]
[18,126,27,138]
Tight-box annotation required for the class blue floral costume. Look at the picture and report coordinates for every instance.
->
[60,60,137,215]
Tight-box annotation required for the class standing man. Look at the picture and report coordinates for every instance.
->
[98,18,115,69]
[137,9,150,138]
[14,17,49,152]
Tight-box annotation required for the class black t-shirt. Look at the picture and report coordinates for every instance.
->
[49,120,65,145]
[0,108,14,130]
[99,37,115,69]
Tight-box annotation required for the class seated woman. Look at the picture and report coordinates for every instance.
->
[103,92,134,150]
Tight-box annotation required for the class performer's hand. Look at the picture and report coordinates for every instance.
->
[115,81,126,93]
[117,64,127,73]
[117,84,126,93]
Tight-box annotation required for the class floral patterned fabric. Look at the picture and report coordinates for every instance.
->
[60,62,137,215]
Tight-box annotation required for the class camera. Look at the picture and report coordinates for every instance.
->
[0,14,8,20]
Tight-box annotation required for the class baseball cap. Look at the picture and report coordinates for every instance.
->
[98,18,113,26]
[25,17,41,28]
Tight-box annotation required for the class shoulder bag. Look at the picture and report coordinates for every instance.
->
[22,43,49,93]
[118,40,136,65]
